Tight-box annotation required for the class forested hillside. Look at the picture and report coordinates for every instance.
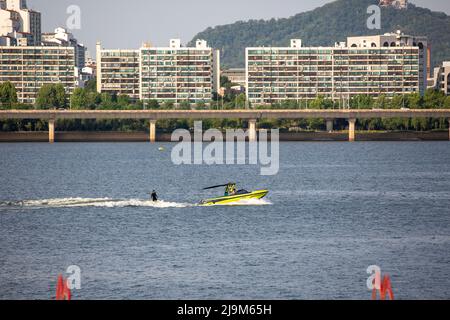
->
[189,0,450,68]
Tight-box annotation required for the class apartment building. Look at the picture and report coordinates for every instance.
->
[140,39,220,104]
[222,68,246,87]
[97,39,220,104]
[42,27,86,69]
[347,31,429,95]
[0,45,76,103]
[246,33,424,105]
[0,0,41,46]
[96,42,140,100]
[430,61,450,96]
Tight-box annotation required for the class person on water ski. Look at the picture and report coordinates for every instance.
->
[151,190,158,202]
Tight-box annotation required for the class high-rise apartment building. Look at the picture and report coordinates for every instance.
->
[0,0,41,46]
[97,39,220,104]
[430,61,450,96]
[140,39,220,104]
[246,33,426,106]
[96,42,140,100]
[42,27,86,69]
[0,1,87,103]
[347,31,429,95]
[0,46,76,103]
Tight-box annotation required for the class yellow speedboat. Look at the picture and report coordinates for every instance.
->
[199,183,269,206]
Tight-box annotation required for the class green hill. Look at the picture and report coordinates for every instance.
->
[189,0,450,68]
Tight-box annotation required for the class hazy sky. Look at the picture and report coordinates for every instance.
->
[30,0,450,57]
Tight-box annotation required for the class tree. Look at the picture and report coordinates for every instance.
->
[146,99,160,110]
[0,81,18,109]
[310,96,324,109]
[117,94,131,107]
[70,87,101,110]
[129,100,144,110]
[162,101,174,110]
[220,76,232,89]
[374,94,388,109]
[307,118,325,131]
[423,89,445,109]
[235,93,247,109]
[35,84,67,109]
[350,94,373,109]
[309,96,334,109]
[179,101,191,110]
[444,96,450,109]
[70,88,87,110]
[55,84,67,107]
[321,98,334,109]
[84,77,97,91]
[87,91,102,108]
[407,92,422,109]
[196,101,207,110]
[280,100,298,109]
[411,118,429,131]
[390,94,404,109]
[99,92,115,109]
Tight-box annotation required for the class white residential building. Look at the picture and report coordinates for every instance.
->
[347,31,429,95]
[140,39,220,104]
[0,1,87,104]
[0,0,41,46]
[96,42,140,100]
[42,27,86,68]
[429,61,450,96]
[96,39,220,104]
[246,32,427,106]
[0,46,76,103]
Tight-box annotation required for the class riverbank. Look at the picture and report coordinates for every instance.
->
[0,131,448,142]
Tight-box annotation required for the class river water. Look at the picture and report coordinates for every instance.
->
[0,142,449,299]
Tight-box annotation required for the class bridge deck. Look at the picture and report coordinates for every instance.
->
[0,109,450,120]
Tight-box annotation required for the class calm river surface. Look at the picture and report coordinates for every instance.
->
[0,142,449,299]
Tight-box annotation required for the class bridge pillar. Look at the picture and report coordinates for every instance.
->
[348,118,356,142]
[249,119,257,142]
[149,120,157,143]
[448,119,450,141]
[326,119,334,132]
[48,119,55,143]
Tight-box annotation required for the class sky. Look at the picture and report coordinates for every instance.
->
[29,0,450,57]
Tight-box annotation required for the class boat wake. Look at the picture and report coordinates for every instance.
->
[0,197,273,210]
[0,198,191,209]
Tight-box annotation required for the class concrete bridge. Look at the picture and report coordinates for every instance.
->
[1,109,449,143]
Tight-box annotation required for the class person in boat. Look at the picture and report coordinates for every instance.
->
[224,184,237,196]
[151,190,158,202]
